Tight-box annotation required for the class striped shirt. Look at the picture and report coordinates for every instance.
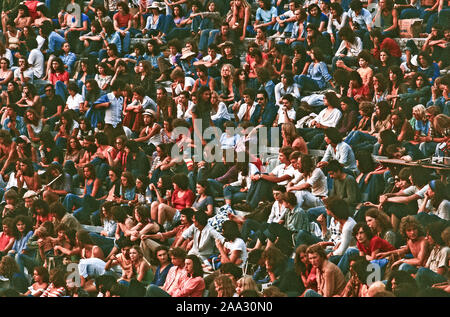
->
[40,284,66,297]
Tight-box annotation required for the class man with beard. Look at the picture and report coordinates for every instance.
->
[140,207,194,263]
[155,86,175,122]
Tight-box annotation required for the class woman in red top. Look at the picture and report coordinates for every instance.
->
[113,1,133,54]
[347,71,371,102]
[31,199,52,230]
[48,57,69,101]
[0,218,16,257]
[154,173,194,230]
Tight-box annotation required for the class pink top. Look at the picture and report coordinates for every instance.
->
[172,275,205,297]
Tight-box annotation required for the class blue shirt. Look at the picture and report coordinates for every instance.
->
[151,263,174,286]
[418,63,440,84]
[3,115,27,136]
[259,102,278,127]
[59,52,77,73]
[307,62,332,89]
[256,7,278,23]
[12,231,34,254]
[414,119,430,136]
[307,13,329,29]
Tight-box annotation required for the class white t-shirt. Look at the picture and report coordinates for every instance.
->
[202,53,222,63]
[435,200,450,221]
[296,168,328,197]
[66,93,84,111]
[14,68,34,83]
[28,49,45,79]
[271,163,296,186]
[223,238,248,269]
[173,77,195,96]
[403,185,430,209]
[277,106,296,125]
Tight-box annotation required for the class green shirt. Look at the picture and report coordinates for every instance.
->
[283,206,309,233]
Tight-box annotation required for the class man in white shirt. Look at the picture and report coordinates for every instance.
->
[347,0,373,49]
[246,146,295,209]
[26,38,45,79]
[235,88,261,126]
[93,80,125,145]
[176,91,195,120]
[288,152,327,210]
[176,210,225,268]
[275,94,296,126]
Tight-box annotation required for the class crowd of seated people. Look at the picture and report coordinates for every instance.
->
[0,0,448,297]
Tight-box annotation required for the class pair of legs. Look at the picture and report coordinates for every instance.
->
[150,200,178,228]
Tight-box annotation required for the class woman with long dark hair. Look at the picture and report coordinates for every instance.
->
[332,25,362,73]
[215,220,248,268]
[16,83,42,116]
[294,47,334,94]
[48,57,70,100]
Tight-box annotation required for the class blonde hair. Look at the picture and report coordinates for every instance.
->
[237,275,259,294]
[412,104,426,120]
[281,122,299,145]
[368,281,386,297]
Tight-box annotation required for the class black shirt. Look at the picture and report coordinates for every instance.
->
[41,94,64,118]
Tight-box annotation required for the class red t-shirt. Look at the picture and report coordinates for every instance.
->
[0,232,14,251]
[49,71,70,85]
[357,236,395,255]
[113,12,132,28]
[171,189,195,211]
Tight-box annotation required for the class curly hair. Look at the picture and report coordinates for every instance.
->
[399,215,424,239]
[0,256,20,279]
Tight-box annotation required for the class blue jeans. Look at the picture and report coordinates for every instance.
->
[55,80,68,101]
[246,179,275,209]
[295,229,322,248]
[415,267,447,289]
[398,262,418,275]
[145,284,171,297]
[306,206,327,224]
[344,131,377,147]
[223,185,247,204]
[207,178,224,197]
[294,75,320,92]
[198,29,219,52]
[15,250,38,275]
[63,193,83,212]
[89,232,114,257]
